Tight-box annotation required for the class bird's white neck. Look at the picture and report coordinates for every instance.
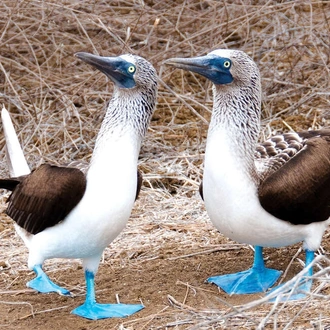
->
[89,87,153,171]
[60,89,151,251]
[202,81,262,226]
[89,128,140,177]
[208,83,261,180]
[87,88,149,182]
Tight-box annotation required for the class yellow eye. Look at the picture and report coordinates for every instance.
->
[128,65,136,73]
[223,61,231,68]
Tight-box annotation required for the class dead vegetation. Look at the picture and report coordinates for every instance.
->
[0,1,330,329]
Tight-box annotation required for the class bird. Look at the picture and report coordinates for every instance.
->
[0,51,158,319]
[165,49,330,299]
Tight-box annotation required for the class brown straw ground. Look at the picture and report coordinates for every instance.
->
[0,1,330,329]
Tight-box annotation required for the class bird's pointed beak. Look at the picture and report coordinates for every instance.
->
[165,55,212,74]
[75,52,135,88]
[165,54,233,85]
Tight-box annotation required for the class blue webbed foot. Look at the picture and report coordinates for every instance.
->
[267,250,314,301]
[208,266,281,294]
[71,302,144,320]
[207,246,282,294]
[268,278,312,301]
[72,269,143,320]
[27,265,71,296]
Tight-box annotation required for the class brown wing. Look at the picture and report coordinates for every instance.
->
[135,169,143,201]
[199,180,204,200]
[4,164,86,235]
[255,129,330,180]
[258,135,330,225]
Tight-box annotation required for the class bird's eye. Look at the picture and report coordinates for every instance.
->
[127,65,136,73]
[223,60,231,69]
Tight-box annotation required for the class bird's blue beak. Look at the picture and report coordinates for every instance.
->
[75,52,136,89]
[165,54,233,85]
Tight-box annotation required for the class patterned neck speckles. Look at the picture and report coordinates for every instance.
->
[92,55,157,161]
[209,76,261,179]
[98,87,155,140]
[208,51,261,159]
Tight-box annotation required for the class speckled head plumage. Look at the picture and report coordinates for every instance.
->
[208,49,260,86]
[119,54,158,91]
[76,52,157,91]
[76,52,158,140]
[166,49,260,87]
[165,49,261,122]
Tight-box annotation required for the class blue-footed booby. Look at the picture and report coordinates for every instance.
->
[166,49,330,299]
[0,51,157,319]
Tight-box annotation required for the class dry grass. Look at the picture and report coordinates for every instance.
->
[1,0,330,329]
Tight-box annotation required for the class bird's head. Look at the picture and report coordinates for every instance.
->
[75,52,157,91]
[165,49,259,88]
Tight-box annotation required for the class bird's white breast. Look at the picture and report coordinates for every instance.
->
[203,129,328,249]
[28,130,140,265]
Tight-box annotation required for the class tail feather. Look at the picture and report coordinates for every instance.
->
[0,178,20,191]
[1,106,30,177]
[1,106,33,245]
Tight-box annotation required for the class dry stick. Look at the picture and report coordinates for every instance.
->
[182,283,191,305]
[180,94,213,114]
[120,306,169,328]
[0,92,23,111]
[277,247,302,285]
[19,305,69,320]
[0,8,12,44]
[167,294,200,313]
[158,37,172,80]
[1,56,56,100]
[168,245,243,261]
[71,12,98,55]
[0,300,34,317]
[170,287,239,315]
[158,1,294,56]
[163,319,195,328]
[282,270,330,330]
[10,18,44,110]
[0,63,25,113]
[140,306,170,330]
[144,174,199,188]
[0,16,43,49]
[176,281,212,296]
[95,17,129,52]
[159,80,209,124]
[169,292,259,330]
[258,275,328,330]
[0,289,34,295]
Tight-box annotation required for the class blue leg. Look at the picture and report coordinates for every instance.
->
[71,270,144,320]
[207,246,282,294]
[268,250,314,301]
[27,264,71,296]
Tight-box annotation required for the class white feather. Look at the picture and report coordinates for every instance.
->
[1,106,30,177]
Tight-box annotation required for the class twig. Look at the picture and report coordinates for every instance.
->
[168,246,242,260]
[19,305,69,320]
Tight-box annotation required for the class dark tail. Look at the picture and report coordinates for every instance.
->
[0,178,20,191]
